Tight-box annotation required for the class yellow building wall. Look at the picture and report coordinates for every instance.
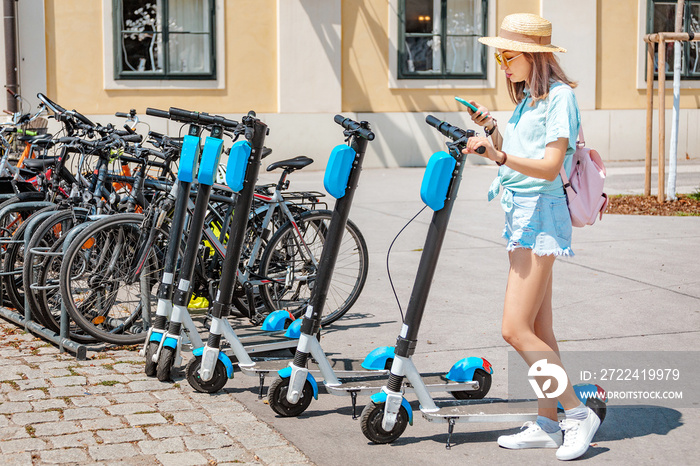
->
[341,0,540,113]
[598,0,700,109]
[44,0,278,114]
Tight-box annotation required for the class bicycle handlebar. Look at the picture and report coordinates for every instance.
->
[36,93,66,114]
[425,115,484,154]
[169,107,239,129]
[146,108,171,119]
[333,115,375,141]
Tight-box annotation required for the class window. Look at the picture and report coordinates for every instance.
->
[114,0,215,80]
[648,0,700,79]
[398,0,488,79]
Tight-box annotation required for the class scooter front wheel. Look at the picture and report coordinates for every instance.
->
[144,341,159,377]
[360,401,409,444]
[452,368,492,400]
[156,346,177,382]
[185,355,229,393]
[268,377,313,417]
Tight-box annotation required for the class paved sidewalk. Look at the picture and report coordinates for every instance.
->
[0,324,311,465]
[1,161,698,465]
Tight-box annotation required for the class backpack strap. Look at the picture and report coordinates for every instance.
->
[559,125,584,191]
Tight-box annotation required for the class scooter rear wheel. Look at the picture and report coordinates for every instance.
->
[144,341,158,377]
[185,355,229,394]
[452,368,492,400]
[360,401,409,444]
[268,377,313,417]
[586,396,607,423]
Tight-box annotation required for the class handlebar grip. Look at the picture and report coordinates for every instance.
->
[426,114,485,153]
[115,112,129,118]
[36,92,66,114]
[120,134,143,143]
[333,115,375,141]
[168,107,200,121]
[58,136,79,144]
[146,108,170,119]
[68,110,95,128]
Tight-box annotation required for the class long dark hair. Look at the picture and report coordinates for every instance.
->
[506,52,577,105]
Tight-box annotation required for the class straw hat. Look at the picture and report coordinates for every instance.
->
[478,13,566,53]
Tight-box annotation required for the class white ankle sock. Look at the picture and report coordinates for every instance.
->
[536,415,561,433]
[564,403,588,421]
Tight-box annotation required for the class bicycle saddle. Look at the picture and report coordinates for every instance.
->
[266,156,313,172]
[22,156,59,170]
[18,134,54,146]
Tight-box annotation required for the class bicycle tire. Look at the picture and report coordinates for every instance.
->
[2,205,58,313]
[258,210,369,326]
[34,235,98,344]
[22,209,95,340]
[59,213,162,345]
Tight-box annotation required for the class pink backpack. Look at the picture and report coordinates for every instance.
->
[559,128,609,227]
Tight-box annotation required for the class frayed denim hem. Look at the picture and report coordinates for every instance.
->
[505,242,575,257]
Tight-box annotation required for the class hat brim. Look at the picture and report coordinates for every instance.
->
[478,36,566,53]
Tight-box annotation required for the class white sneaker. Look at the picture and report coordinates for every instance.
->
[498,421,563,449]
[556,408,601,461]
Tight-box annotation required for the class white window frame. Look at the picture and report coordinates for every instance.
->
[102,0,225,90]
[388,0,496,89]
[636,0,700,89]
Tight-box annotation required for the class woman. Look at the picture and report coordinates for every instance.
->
[463,13,600,461]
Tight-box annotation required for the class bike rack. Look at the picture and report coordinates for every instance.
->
[0,202,91,360]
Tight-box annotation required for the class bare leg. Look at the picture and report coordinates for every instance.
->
[502,248,580,412]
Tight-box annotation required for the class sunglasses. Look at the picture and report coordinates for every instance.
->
[494,52,523,67]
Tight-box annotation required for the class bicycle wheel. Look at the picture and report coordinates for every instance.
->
[258,210,368,326]
[34,235,97,344]
[2,205,57,313]
[59,213,162,344]
[23,209,96,342]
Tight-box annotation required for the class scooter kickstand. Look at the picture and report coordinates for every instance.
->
[258,373,266,399]
[446,418,456,450]
[350,391,358,419]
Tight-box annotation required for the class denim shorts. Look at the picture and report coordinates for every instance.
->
[502,192,574,257]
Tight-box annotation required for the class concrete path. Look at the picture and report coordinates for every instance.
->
[1,160,699,465]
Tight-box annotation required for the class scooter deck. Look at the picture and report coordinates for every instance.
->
[325,373,479,396]
[239,357,384,378]
[236,331,299,354]
[422,399,542,424]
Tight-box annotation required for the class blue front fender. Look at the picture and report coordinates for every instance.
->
[192,347,234,379]
[149,330,165,343]
[162,336,179,349]
[277,366,318,399]
[369,392,413,425]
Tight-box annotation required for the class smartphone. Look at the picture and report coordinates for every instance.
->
[455,96,479,113]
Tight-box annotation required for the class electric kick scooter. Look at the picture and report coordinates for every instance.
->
[186,115,374,397]
[267,116,491,419]
[184,112,275,393]
[139,114,203,376]
[145,106,236,381]
[143,109,305,383]
[359,115,607,448]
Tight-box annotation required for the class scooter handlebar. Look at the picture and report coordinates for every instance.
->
[334,115,375,141]
[425,115,484,153]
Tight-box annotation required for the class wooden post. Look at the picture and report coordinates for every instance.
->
[658,38,666,203]
[645,40,654,196]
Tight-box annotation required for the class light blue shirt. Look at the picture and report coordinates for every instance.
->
[488,82,581,210]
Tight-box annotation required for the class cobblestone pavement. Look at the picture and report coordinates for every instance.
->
[0,320,313,466]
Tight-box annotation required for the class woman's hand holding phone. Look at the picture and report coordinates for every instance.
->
[455,97,495,131]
